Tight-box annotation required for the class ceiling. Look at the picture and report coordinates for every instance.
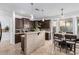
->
[0,3,79,19]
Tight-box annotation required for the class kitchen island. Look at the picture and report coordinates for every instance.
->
[21,31,45,55]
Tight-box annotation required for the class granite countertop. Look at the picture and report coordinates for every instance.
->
[15,30,45,35]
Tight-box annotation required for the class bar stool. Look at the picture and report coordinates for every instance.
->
[65,34,77,55]
[53,33,63,52]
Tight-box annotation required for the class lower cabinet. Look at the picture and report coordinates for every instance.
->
[45,32,51,40]
[15,34,23,44]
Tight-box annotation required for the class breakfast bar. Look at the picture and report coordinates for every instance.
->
[21,31,45,55]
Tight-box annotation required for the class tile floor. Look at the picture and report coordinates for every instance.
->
[0,40,79,55]
[30,40,79,55]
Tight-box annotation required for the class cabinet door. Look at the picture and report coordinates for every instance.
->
[15,34,21,43]
[15,18,24,29]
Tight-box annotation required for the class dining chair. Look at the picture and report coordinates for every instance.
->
[53,33,63,52]
[65,34,77,55]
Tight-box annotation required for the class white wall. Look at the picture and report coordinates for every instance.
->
[0,10,14,44]
[72,16,77,35]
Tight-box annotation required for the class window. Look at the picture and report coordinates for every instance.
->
[53,21,57,33]
[59,18,73,33]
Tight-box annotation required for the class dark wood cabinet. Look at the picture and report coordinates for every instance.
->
[15,18,33,44]
[15,18,24,43]
[15,18,24,29]
[41,20,50,29]
[15,34,21,43]
[32,20,50,30]
[45,32,50,40]
[45,33,49,40]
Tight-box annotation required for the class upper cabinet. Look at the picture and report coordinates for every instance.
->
[15,18,24,29]
[15,18,33,29]
[41,20,50,29]
[32,20,50,30]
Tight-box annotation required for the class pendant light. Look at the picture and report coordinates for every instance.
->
[42,9,45,21]
[61,8,64,19]
[60,8,65,26]
[30,3,34,20]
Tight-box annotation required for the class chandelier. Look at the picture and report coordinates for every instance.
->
[30,3,45,21]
